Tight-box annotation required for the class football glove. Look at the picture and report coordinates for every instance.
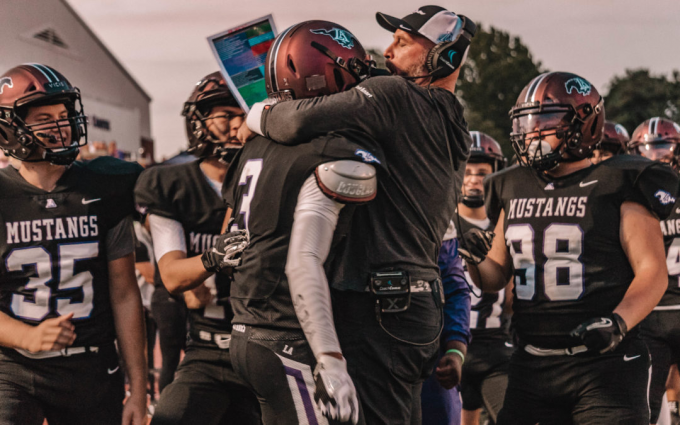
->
[313,355,360,424]
[570,313,628,354]
[458,228,495,265]
[200,229,249,273]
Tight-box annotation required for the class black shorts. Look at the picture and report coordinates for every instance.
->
[230,324,357,425]
[150,345,260,425]
[640,310,680,424]
[0,344,124,425]
[459,337,513,420]
[497,337,651,425]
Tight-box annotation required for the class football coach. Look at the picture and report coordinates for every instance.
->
[240,6,475,424]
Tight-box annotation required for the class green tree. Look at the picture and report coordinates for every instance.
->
[604,69,680,133]
[456,25,544,158]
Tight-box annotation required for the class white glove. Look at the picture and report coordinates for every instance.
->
[313,354,360,424]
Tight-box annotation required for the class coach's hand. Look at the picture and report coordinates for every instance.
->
[436,351,463,389]
[458,228,495,265]
[22,312,76,352]
[314,354,360,424]
[570,313,628,354]
[237,121,255,145]
[201,229,249,273]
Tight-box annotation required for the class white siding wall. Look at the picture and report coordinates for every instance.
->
[0,0,151,154]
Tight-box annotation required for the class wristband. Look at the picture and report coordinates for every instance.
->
[445,348,465,364]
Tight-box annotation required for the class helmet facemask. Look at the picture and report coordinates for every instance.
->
[183,76,244,161]
[1,90,87,165]
[510,100,601,171]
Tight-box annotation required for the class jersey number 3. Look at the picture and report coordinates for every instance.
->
[8,242,98,321]
[231,159,263,233]
[506,223,584,301]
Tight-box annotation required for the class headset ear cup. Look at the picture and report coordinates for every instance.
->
[427,42,458,79]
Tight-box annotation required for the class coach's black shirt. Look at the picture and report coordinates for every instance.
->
[259,76,471,288]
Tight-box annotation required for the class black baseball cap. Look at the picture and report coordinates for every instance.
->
[376,5,464,44]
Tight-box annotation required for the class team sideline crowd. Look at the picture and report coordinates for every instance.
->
[1,4,679,425]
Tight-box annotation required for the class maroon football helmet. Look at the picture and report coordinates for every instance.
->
[468,131,506,172]
[629,117,680,168]
[509,72,605,171]
[598,121,629,155]
[265,21,371,101]
[181,71,243,160]
[0,64,87,165]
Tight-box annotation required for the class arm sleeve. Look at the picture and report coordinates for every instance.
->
[148,214,187,261]
[106,216,135,262]
[439,238,472,345]
[256,78,400,146]
[286,174,346,358]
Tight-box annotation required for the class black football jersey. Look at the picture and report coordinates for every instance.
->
[658,197,680,307]
[453,214,508,340]
[485,156,678,348]
[223,135,379,329]
[0,157,142,346]
[135,160,232,346]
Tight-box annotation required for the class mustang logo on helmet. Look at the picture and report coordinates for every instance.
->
[310,28,355,49]
[565,77,592,96]
[0,77,12,94]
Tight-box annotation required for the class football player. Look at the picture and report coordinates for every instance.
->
[628,117,680,425]
[238,7,474,424]
[135,72,260,425]
[590,120,629,164]
[222,20,380,425]
[0,64,147,424]
[453,131,512,425]
[465,72,678,425]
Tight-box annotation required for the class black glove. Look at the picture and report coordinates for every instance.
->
[201,230,249,273]
[570,313,628,354]
[458,228,495,265]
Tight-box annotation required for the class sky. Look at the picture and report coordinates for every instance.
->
[68,0,680,160]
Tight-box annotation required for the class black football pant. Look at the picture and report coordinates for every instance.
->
[230,324,359,425]
[150,345,260,425]
[641,310,680,424]
[332,289,441,425]
[497,337,651,425]
[151,284,187,393]
[0,345,124,425]
[459,337,513,422]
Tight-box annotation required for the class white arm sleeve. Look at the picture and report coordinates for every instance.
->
[246,102,266,137]
[148,214,187,262]
[286,174,345,359]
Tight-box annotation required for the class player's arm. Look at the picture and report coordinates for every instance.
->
[285,161,376,424]
[148,214,213,295]
[466,209,513,292]
[106,217,147,424]
[614,201,667,329]
[245,79,394,146]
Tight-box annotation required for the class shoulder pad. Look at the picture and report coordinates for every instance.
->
[315,160,377,204]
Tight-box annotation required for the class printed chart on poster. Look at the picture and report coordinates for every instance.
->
[208,15,278,112]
